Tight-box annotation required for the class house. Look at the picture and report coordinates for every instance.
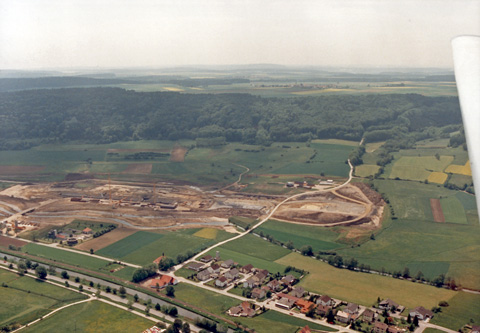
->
[200,255,213,263]
[215,276,228,288]
[267,279,283,292]
[281,274,296,285]
[143,326,163,333]
[252,271,268,284]
[225,268,239,280]
[317,295,335,307]
[299,326,311,333]
[148,275,177,289]
[409,306,434,320]
[82,227,93,234]
[153,256,166,265]
[228,301,256,318]
[344,302,360,315]
[197,269,211,281]
[243,278,258,289]
[290,286,305,298]
[336,310,350,323]
[373,321,388,333]
[240,264,254,274]
[208,263,221,274]
[187,262,204,272]
[296,299,315,314]
[257,269,269,276]
[362,308,376,323]
[316,304,332,317]
[221,259,234,268]
[251,288,266,299]
[379,299,399,311]
[275,297,296,310]
[387,327,403,333]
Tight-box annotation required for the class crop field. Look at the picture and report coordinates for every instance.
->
[427,172,448,184]
[22,300,155,333]
[440,197,468,224]
[448,174,473,189]
[255,219,344,252]
[430,292,480,330]
[0,140,354,185]
[354,164,380,177]
[445,161,472,176]
[388,155,453,181]
[97,229,234,266]
[311,139,359,146]
[193,228,218,239]
[276,253,456,309]
[216,234,291,262]
[0,269,87,328]
[22,243,114,272]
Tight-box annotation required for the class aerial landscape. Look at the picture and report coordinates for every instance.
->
[1,1,480,333]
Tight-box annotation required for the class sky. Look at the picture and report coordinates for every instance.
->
[1,0,479,70]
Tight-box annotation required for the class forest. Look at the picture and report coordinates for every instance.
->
[0,87,462,151]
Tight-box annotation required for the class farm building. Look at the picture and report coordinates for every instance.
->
[200,254,213,263]
[197,269,211,281]
[240,263,254,274]
[221,259,234,268]
[187,262,204,272]
[227,301,256,318]
[281,274,296,285]
[216,276,228,288]
[82,227,93,234]
[225,268,239,280]
[148,275,178,289]
[276,297,296,310]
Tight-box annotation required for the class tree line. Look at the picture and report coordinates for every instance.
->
[0,88,462,150]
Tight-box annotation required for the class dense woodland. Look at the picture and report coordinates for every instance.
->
[0,87,462,151]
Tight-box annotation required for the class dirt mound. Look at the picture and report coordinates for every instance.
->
[65,173,95,181]
[352,182,384,205]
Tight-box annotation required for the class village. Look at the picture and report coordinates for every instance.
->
[137,250,439,333]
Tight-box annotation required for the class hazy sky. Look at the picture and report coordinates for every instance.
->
[1,0,479,69]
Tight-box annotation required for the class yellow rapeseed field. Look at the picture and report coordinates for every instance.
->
[193,228,218,239]
[445,161,472,176]
[427,172,448,184]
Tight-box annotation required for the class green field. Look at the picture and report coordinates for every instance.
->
[22,243,116,273]
[217,233,291,261]
[354,164,380,177]
[255,219,344,252]
[97,229,234,266]
[440,197,468,224]
[0,140,353,185]
[172,283,335,333]
[22,300,155,332]
[388,155,453,181]
[0,269,87,328]
[276,253,456,309]
[430,292,480,330]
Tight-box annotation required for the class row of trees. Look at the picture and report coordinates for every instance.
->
[0,88,462,150]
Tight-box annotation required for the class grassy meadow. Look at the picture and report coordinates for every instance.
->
[22,300,155,333]
[0,269,87,328]
[276,253,456,309]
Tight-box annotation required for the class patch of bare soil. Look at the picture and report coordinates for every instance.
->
[351,182,384,205]
[0,235,28,248]
[75,227,137,252]
[430,198,445,222]
[123,164,152,174]
[170,146,188,162]
[0,166,45,174]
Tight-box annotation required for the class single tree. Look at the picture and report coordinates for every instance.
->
[35,266,47,279]
[166,285,175,297]
[119,286,127,298]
